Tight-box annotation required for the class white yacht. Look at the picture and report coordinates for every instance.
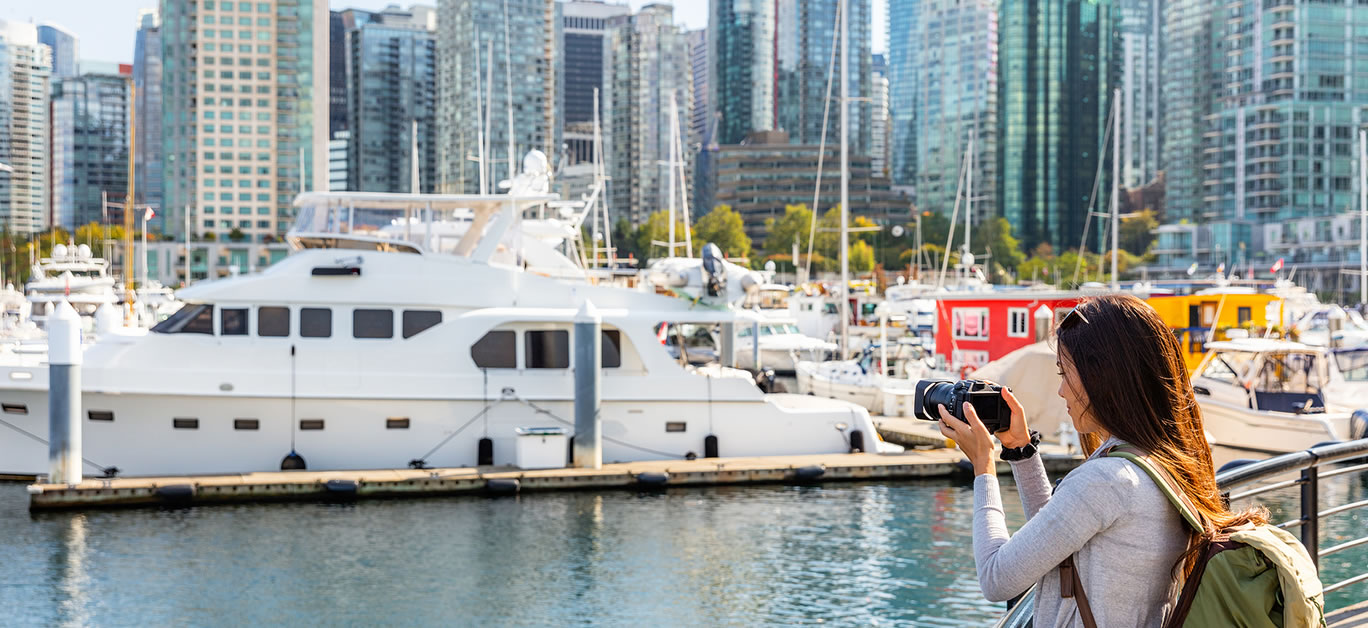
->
[794,340,935,414]
[1290,305,1368,349]
[25,244,118,327]
[1191,338,1363,453]
[0,159,895,478]
[733,320,836,373]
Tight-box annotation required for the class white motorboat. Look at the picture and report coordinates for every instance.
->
[882,281,936,351]
[0,155,897,478]
[794,340,935,414]
[1289,306,1368,349]
[25,244,119,327]
[734,319,836,373]
[1191,339,1364,454]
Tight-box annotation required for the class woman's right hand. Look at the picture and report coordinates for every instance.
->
[996,388,1032,449]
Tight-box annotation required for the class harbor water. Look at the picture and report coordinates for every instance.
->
[3,466,1365,626]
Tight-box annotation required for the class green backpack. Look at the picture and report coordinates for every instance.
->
[1077,448,1327,627]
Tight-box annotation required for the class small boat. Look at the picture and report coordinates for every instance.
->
[1192,338,1365,453]
[733,319,836,373]
[794,340,936,414]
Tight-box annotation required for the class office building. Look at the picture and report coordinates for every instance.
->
[689,28,715,214]
[709,0,774,145]
[0,20,53,234]
[51,64,133,230]
[134,10,164,231]
[775,0,870,154]
[160,0,329,242]
[998,0,1119,253]
[37,24,78,79]
[871,54,889,178]
[1158,0,1220,229]
[603,3,691,225]
[887,0,919,187]
[1118,0,1161,189]
[557,1,629,165]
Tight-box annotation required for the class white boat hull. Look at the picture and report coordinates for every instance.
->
[795,365,881,413]
[1198,398,1349,454]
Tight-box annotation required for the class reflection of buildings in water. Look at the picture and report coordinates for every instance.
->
[52,514,91,626]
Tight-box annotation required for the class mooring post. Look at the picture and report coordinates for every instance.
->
[1034,305,1053,343]
[751,319,762,368]
[48,301,83,485]
[719,320,736,368]
[573,301,602,469]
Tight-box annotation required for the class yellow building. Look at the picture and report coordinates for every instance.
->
[1146,292,1278,373]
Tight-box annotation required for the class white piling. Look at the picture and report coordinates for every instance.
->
[573,301,602,469]
[48,301,83,485]
[1034,305,1054,343]
[720,321,736,368]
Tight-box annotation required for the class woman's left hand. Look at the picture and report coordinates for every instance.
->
[938,402,997,476]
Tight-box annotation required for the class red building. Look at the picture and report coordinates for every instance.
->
[932,291,1085,373]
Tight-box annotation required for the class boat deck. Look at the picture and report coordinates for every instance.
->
[26,448,1085,511]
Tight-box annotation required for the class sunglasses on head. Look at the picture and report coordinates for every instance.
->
[1060,304,1090,329]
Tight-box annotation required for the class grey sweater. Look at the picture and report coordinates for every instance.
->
[973,438,1190,627]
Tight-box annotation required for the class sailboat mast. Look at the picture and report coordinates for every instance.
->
[1111,88,1121,292]
[838,0,850,359]
[668,97,679,256]
[965,129,974,283]
[1360,129,1366,305]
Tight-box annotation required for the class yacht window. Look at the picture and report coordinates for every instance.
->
[602,329,622,368]
[173,418,199,429]
[471,331,516,368]
[1197,356,1240,384]
[234,419,259,430]
[525,330,570,369]
[1334,349,1368,381]
[738,326,752,337]
[152,303,215,334]
[2,403,27,414]
[386,417,410,429]
[299,419,324,430]
[353,309,393,339]
[402,310,442,339]
[221,307,248,335]
[258,306,289,336]
[88,410,114,422]
[300,307,331,338]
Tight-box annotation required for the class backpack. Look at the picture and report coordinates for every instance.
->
[1061,446,1327,628]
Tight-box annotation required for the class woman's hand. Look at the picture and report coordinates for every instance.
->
[996,388,1032,449]
[938,402,997,476]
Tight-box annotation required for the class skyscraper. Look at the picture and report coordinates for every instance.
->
[710,0,774,145]
[887,0,920,187]
[1118,0,1161,188]
[1158,0,1220,227]
[557,1,630,167]
[775,0,870,154]
[160,0,329,242]
[689,28,714,213]
[998,0,1119,253]
[604,3,692,226]
[344,5,437,193]
[36,24,78,80]
[51,64,133,230]
[871,53,889,178]
[911,0,998,220]
[134,10,164,230]
[436,0,556,193]
[0,20,53,234]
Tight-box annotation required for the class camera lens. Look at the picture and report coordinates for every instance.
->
[921,382,958,420]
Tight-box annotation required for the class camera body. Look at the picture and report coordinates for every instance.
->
[913,379,1012,433]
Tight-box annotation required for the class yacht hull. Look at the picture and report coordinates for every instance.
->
[795,366,881,413]
[1198,398,1349,454]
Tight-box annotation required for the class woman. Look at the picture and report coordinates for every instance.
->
[937,294,1265,627]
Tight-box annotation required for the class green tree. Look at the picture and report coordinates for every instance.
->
[73,222,126,260]
[974,216,1026,276]
[691,204,751,259]
[1119,209,1159,255]
[849,240,876,272]
[634,210,689,259]
[762,204,815,255]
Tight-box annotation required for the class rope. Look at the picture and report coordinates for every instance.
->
[515,396,685,459]
[0,416,113,473]
[412,400,505,465]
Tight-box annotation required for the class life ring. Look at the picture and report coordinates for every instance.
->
[960,365,975,380]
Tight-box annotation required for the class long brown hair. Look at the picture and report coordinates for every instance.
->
[1055,294,1266,572]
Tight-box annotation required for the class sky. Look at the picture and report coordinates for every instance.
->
[2,0,884,66]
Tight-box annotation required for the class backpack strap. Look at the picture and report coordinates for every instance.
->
[1060,554,1099,628]
[1103,445,1206,534]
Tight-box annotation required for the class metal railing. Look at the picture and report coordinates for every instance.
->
[995,438,1368,627]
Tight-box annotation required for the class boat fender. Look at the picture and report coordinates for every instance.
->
[849,430,866,453]
[794,465,826,481]
[280,450,307,471]
[684,451,697,461]
[704,434,719,458]
[323,479,358,496]
[486,478,520,494]
[478,437,494,466]
[1351,410,1368,440]
[1218,459,1259,474]
[954,459,975,476]
[100,466,120,478]
[408,459,429,470]
[636,472,669,487]
[156,484,196,501]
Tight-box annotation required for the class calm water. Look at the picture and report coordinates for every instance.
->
[1,470,1363,626]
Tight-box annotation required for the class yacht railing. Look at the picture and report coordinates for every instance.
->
[994,438,1368,626]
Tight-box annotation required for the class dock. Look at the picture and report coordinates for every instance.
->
[26,448,1085,511]
[874,416,1082,458]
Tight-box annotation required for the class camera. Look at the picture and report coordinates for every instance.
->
[913,379,1012,433]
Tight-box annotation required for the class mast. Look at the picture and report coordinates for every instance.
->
[123,81,137,321]
[473,32,486,194]
[502,0,515,184]
[674,93,693,258]
[965,129,974,283]
[1360,129,1367,305]
[668,96,678,256]
[1110,88,1121,292]
[838,0,850,358]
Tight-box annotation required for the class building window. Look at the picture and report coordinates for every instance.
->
[353,309,393,339]
[402,310,442,339]
[300,307,331,338]
[1237,307,1252,326]
[525,330,570,369]
[952,307,990,340]
[471,330,516,368]
[1007,308,1029,338]
[258,306,289,336]
[221,307,248,335]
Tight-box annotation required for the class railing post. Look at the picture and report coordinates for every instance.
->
[1300,465,1320,570]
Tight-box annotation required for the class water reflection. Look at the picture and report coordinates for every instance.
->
[51,514,90,628]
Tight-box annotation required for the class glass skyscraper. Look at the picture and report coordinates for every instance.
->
[52,66,133,230]
[134,10,164,231]
[1118,0,1160,188]
[710,0,775,145]
[1157,0,1220,231]
[344,6,436,193]
[0,20,53,234]
[36,24,78,80]
[556,1,630,167]
[998,0,1119,254]
[436,0,556,193]
[689,28,715,214]
[887,0,919,187]
[160,0,329,241]
[775,0,870,155]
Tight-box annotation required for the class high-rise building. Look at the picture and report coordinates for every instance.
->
[887,0,920,187]
[0,20,53,234]
[870,54,889,179]
[1154,0,1368,293]
[603,3,691,226]
[328,11,348,139]
[160,0,329,242]
[343,5,437,193]
[51,64,133,230]
[134,10,164,231]
[1157,0,1220,228]
[1118,0,1161,189]
[710,0,774,145]
[775,0,870,154]
[911,0,998,221]
[556,1,630,168]
[436,0,556,193]
[689,28,715,213]
[37,24,78,80]
[998,0,1119,253]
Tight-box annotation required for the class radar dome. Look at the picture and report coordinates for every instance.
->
[52,244,68,259]
[77,244,92,259]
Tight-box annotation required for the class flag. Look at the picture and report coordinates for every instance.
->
[1186,262,1198,276]
[657,322,669,345]
[1270,257,1284,273]
[1217,263,1225,275]
[143,206,155,222]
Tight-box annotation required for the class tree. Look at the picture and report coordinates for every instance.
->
[1119,209,1159,255]
[74,222,126,259]
[228,227,246,242]
[975,216,1026,275]
[634,210,689,259]
[849,240,875,272]
[762,204,815,255]
[691,204,751,259]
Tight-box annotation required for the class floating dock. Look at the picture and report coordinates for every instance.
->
[26,448,1085,511]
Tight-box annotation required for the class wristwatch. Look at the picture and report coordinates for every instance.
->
[1000,430,1042,462]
